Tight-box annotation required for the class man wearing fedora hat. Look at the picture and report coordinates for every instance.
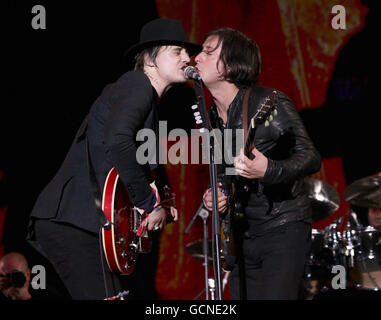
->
[27,18,201,300]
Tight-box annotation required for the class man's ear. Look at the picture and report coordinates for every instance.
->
[146,50,161,69]
[217,61,230,82]
[143,52,155,68]
[26,269,31,283]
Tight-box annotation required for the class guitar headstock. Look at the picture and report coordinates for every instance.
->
[250,90,278,129]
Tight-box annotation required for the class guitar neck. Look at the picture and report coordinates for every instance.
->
[243,126,257,159]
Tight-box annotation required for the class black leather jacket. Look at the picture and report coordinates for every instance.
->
[209,85,321,235]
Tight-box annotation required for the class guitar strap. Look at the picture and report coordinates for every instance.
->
[242,87,251,144]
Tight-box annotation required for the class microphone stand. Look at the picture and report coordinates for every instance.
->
[209,135,223,300]
[185,203,210,300]
[192,79,223,300]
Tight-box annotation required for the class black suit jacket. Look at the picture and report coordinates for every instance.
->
[29,71,158,234]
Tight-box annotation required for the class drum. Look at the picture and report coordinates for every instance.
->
[355,226,381,289]
[302,229,334,299]
[359,226,381,261]
[308,229,334,267]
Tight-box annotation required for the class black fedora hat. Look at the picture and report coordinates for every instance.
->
[125,18,202,63]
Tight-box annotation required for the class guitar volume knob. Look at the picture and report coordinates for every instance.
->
[129,242,138,253]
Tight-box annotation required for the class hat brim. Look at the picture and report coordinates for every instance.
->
[125,40,202,64]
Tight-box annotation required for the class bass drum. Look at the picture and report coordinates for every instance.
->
[352,226,381,290]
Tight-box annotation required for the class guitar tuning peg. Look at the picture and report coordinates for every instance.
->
[194,111,200,116]
[191,104,198,110]
[265,120,270,127]
[269,115,273,122]
[273,109,278,116]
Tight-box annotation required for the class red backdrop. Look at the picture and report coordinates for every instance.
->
[152,0,369,299]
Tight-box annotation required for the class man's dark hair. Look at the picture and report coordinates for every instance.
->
[134,46,163,71]
[204,27,262,88]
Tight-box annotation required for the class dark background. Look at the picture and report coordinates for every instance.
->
[2,0,380,300]
[3,1,162,299]
[3,1,199,299]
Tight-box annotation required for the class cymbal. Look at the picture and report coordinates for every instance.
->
[185,239,213,263]
[304,178,340,222]
[344,174,381,208]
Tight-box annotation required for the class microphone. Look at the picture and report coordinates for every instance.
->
[184,66,201,81]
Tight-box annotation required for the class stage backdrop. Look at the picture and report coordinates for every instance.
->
[153,0,369,299]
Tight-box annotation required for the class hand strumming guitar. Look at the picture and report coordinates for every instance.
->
[145,206,178,232]
[233,148,268,179]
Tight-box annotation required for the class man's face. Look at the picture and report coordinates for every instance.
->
[152,45,190,84]
[368,208,381,230]
[0,260,16,299]
[195,35,225,87]
[0,259,28,300]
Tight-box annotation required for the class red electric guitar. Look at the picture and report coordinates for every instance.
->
[101,168,175,275]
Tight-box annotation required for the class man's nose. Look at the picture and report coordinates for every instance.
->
[195,52,203,64]
[182,50,190,63]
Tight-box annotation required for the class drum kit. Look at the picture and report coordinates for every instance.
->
[185,173,381,300]
[305,174,381,299]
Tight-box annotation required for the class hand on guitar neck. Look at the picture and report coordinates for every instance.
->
[233,147,268,180]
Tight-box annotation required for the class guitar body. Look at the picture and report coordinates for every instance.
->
[220,176,247,271]
[102,168,152,275]
[220,183,237,271]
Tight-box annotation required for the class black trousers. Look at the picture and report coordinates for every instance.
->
[229,220,311,300]
[33,219,122,300]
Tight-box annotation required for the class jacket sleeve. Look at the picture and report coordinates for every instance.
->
[261,91,321,185]
[104,71,156,213]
